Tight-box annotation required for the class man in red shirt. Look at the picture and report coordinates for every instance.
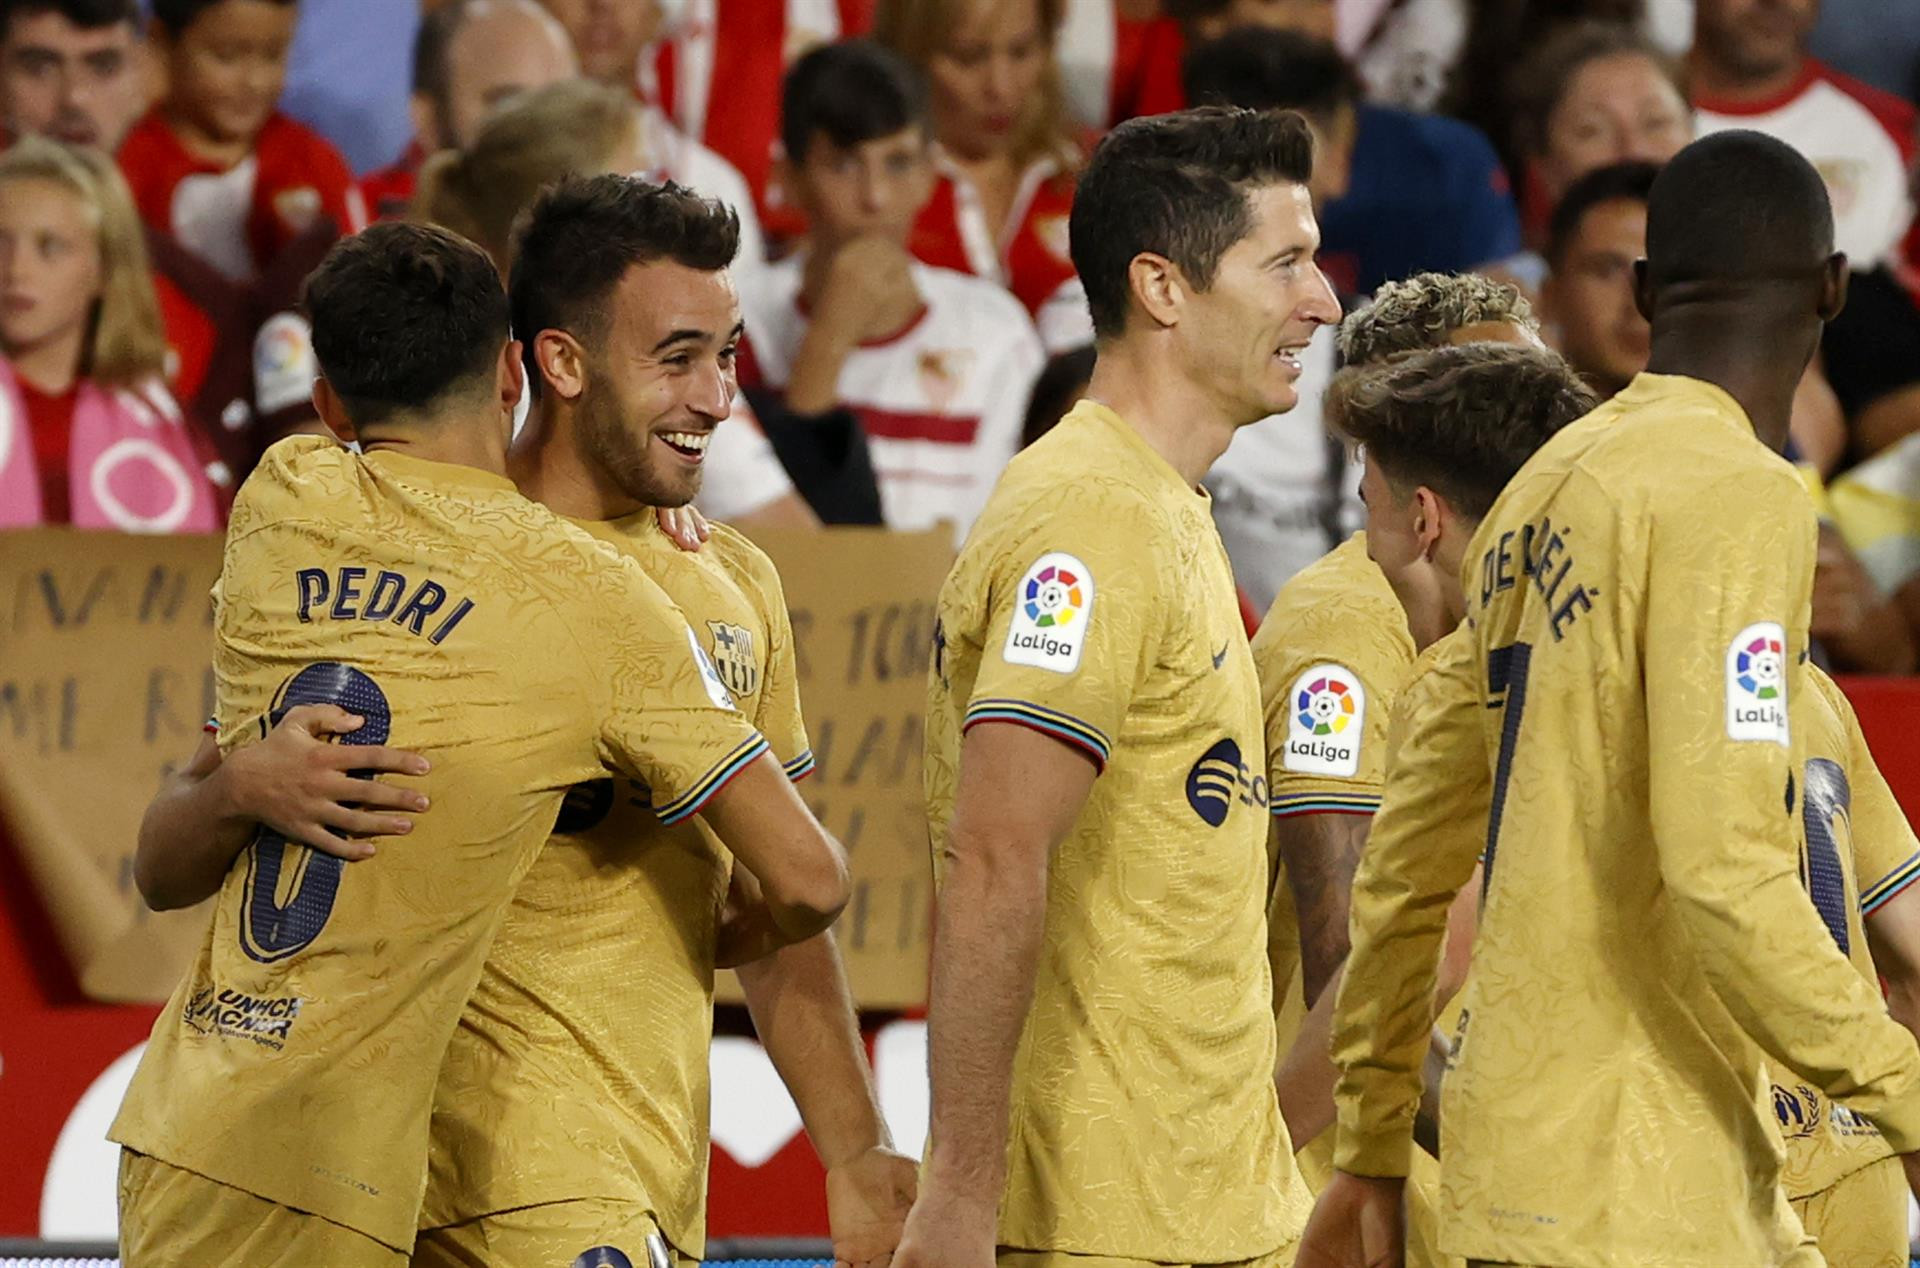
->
[118,0,365,283]
[0,0,146,149]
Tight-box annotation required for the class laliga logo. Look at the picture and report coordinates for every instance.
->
[1735,634,1783,701]
[1297,675,1356,737]
[1009,563,1085,659]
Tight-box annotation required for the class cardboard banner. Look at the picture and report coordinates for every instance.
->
[0,525,947,1010]
[0,528,225,1002]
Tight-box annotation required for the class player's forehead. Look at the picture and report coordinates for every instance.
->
[1227,181,1320,262]
[607,259,741,348]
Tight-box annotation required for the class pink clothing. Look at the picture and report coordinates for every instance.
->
[0,358,221,532]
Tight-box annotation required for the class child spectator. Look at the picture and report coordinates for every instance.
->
[0,136,222,529]
[873,0,1089,351]
[751,39,1044,543]
[118,0,366,282]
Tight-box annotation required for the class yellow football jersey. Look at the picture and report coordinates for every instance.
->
[109,438,766,1252]
[421,516,810,1258]
[925,401,1310,1261]
[1334,375,1920,1267]
[1252,532,1417,1050]
[1253,532,1416,821]
[1776,668,1919,1200]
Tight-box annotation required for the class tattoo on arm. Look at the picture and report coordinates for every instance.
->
[1276,812,1372,1007]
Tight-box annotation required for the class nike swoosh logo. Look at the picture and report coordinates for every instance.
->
[1212,643,1229,670]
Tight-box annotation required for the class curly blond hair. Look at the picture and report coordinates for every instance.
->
[1338,271,1537,368]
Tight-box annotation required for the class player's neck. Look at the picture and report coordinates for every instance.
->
[507,403,643,521]
[1084,348,1236,489]
[1645,323,1803,453]
[357,411,509,476]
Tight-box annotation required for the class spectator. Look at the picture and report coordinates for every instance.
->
[533,0,659,90]
[644,0,845,235]
[1506,20,1690,249]
[751,39,1043,543]
[0,0,148,149]
[873,0,1090,351]
[1692,0,1916,276]
[1183,27,1521,296]
[1543,158,1912,672]
[413,78,814,531]
[362,0,578,219]
[0,136,222,530]
[118,0,367,283]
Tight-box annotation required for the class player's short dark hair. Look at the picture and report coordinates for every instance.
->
[1645,130,1835,290]
[1328,342,1597,519]
[1339,272,1537,367]
[1071,106,1315,339]
[303,222,509,427]
[1546,160,1659,269]
[781,39,929,169]
[509,174,740,398]
[0,0,138,36]
[1181,29,1360,126]
[153,0,294,37]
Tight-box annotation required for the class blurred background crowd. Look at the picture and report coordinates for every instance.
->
[6,0,1920,673]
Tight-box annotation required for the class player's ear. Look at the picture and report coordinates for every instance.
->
[1818,251,1849,323]
[1413,486,1445,560]
[533,328,588,402]
[1631,257,1653,324]
[1127,252,1182,330]
[497,339,526,412]
[311,377,357,445]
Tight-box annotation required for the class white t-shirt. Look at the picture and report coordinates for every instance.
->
[1204,329,1360,612]
[1695,63,1917,273]
[753,255,1045,543]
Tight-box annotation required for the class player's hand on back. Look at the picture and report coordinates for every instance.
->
[223,704,430,859]
[891,1181,997,1268]
[1293,1171,1406,1268]
[827,1144,919,1268]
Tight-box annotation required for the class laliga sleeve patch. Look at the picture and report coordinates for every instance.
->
[687,625,738,710]
[1002,551,1094,673]
[1283,663,1366,777]
[253,311,317,416]
[1725,621,1790,746]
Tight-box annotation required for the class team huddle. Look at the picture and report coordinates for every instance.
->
[107,104,1920,1268]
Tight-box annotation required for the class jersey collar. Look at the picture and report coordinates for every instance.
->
[361,448,520,496]
[1615,372,1757,439]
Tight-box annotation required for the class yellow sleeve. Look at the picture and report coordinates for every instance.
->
[1258,612,1406,818]
[1835,684,1920,918]
[1331,627,1488,1176]
[583,561,770,826]
[1646,474,1920,1149]
[962,507,1165,770]
[751,553,815,782]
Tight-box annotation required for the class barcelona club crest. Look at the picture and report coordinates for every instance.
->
[707,621,760,697]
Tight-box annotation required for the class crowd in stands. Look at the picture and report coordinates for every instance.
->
[5,0,1920,672]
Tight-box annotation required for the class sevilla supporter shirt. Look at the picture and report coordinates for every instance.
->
[1332,374,1920,1267]
[108,437,764,1251]
[422,516,809,1259]
[751,254,1044,543]
[118,110,368,281]
[908,150,1091,353]
[925,399,1311,1261]
[1695,61,1917,275]
[1774,667,1919,1200]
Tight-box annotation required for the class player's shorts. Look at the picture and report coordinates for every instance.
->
[413,1199,692,1268]
[116,1148,404,1268]
[1791,1156,1909,1268]
[997,1245,1296,1268]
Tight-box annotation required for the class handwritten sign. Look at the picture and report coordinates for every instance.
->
[0,526,948,1009]
[0,528,225,1001]
[718,527,949,1009]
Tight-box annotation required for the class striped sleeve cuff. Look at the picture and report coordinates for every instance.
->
[654,733,770,825]
[964,699,1111,772]
[1271,791,1382,818]
[783,749,817,783]
[1863,851,1920,916]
